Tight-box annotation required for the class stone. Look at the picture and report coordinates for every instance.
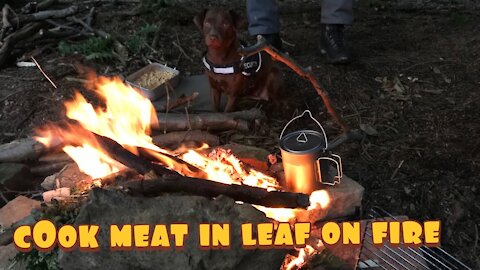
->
[0,196,41,229]
[0,163,34,194]
[295,172,364,223]
[322,174,364,220]
[58,189,286,270]
[45,163,92,191]
[310,221,368,269]
[41,173,58,190]
[0,244,26,270]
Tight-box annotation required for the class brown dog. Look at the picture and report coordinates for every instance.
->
[194,8,283,112]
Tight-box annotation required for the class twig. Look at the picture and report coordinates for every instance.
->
[65,76,89,83]
[163,82,172,134]
[0,191,8,204]
[31,56,57,88]
[173,32,193,62]
[238,35,349,132]
[281,38,296,47]
[0,4,13,40]
[85,7,95,26]
[158,92,199,111]
[185,106,192,130]
[474,224,478,253]
[12,6,79,26]
[151,22,163,48]
[389,160,405,180]
[0,89,26,103]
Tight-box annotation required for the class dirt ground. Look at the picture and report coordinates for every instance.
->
[0,0,479,268]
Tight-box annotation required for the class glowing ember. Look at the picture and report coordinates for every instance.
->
[285,239,325,270]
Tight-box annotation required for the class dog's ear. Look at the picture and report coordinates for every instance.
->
[229,10,247,30]
[194,9,207,32]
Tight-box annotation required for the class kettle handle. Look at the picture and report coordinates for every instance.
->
[279,110,329,150]
[316,154,343,185]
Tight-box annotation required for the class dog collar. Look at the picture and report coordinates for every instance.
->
[202,44,262,76]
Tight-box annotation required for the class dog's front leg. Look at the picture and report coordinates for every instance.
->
[224,95,237,112]
[211,87,221,112]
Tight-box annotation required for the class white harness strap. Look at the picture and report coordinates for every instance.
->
[202,44,262,76]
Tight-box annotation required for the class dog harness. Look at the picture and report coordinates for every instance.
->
[202,43,262,76]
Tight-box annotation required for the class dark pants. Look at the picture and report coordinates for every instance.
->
[247,0,354,35]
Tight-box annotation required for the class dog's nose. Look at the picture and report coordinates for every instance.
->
[208,34,219,41]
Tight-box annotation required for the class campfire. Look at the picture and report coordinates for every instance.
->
[33,73,334,268]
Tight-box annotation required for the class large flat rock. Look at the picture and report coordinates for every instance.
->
[0,196,40,228]
[59,188,286,270]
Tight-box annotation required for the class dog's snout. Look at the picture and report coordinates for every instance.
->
[208,34,219,40]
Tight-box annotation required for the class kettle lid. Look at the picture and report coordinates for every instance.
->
[279,130,326,154]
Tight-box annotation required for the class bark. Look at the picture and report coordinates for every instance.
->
[123,175,310,209]
[12,6,79,26]
[30,161,72,176]
[0,137,54,162]
[152,130,219,147]
[154,109,265,132]
[0,22,44,67]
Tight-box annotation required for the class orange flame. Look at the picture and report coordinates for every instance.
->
[35,73,331,226]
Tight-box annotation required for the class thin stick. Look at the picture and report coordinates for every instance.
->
[389,160,404,180]
[0,191,8,204]
[173,31,193,62]
[163,82,171,134]
[31,56,57,89]
[185,106,192,130]
[474,224,478,253]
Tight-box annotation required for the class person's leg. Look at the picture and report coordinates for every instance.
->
[246,0,282,50]
[321,0,354,25]
[320,0,354,64]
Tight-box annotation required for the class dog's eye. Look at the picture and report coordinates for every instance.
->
[223,23,230,28]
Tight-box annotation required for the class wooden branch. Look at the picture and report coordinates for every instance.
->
[152,130,219,147]
[157,92,199,112]
[0,4,13,40]
[154,113,248,132]
[153,109,265,132]
[123,175,311,209]
[238,35,349,132]
[0,136,55,162]
[12,6,79,26]
[30,161,72,176]
[37,0,58,11]
[0,22,44,67]
[39,152,72,163]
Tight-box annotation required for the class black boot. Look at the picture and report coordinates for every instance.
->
[320,24,352,64]
[261,33,283,51]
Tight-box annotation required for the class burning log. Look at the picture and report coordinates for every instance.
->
[0,137,59,162]
[153,109,265,132]
[152,130,219,148]
[122,175,311,209]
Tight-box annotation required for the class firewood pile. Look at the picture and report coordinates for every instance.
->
[0,0,136,68]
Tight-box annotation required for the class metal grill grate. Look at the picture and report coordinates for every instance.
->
[357,207,472,270]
